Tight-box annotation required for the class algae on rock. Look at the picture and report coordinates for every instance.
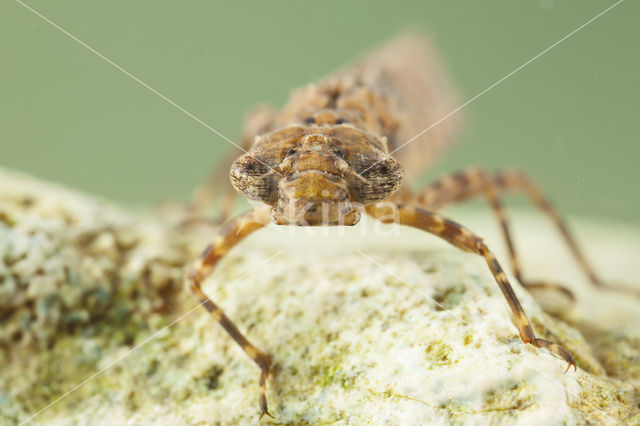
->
[1,167,639,425]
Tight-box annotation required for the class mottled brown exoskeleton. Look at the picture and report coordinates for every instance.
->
[185,36,617,419]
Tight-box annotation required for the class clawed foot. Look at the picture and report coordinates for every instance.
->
[257,354,273,421]
[563,361,577,374]
[530,337,577,373]
[259,410,275,421]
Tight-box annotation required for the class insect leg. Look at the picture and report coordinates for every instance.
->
[188,106,277,224]
[412,167,609,298]
[367,202,576,370]
[188,149,240,225]
[186,206,275,419]
[494,169,608,289]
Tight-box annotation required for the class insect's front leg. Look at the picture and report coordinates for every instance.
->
[186,206,275,419]
[367,202,576,370]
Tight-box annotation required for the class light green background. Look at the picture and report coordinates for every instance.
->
[1,1,638,224]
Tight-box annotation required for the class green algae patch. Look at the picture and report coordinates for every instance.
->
[432,284,466,310]
[424,340,453,367]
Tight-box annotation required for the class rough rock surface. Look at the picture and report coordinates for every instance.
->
[1,168,639,425]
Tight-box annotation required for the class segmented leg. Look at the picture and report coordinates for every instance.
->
[367,202,576,371]
[413,167,610,298]
[187,150,240,225]
[186,206,275,419]
[188,106,277,224]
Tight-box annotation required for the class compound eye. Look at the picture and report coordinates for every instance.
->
[230,154,279,204]
[286,146,298,157]
[349,156,403,203]
[303,117,316,124]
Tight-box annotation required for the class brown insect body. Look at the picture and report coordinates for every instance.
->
[185,35,625,419]
[230,36,458,226]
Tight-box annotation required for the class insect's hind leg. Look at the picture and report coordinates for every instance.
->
[186,206,275,419]
[494,169,606,287]
[412,167,611,299]
[367,202,576,371]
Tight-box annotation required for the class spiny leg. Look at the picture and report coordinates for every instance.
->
[367,202,576,370]
[413,167,608,298]
[186,206,275,419]
[414,167,572,298]
[494,169,638,296]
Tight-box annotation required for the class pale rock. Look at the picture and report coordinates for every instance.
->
[0,168,639,425]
